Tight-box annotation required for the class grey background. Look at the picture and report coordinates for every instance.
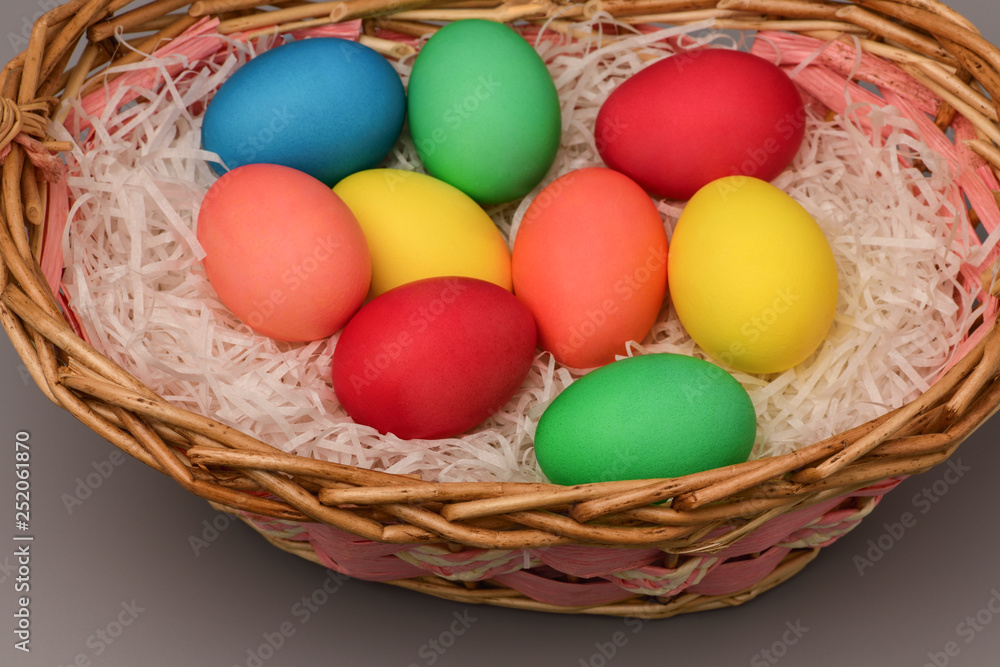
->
[2,1,999,665]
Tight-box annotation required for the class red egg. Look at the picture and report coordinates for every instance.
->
[197,164,371,342]
[511,167,668,369]
[332,277,537,439]
[595,48,806,201]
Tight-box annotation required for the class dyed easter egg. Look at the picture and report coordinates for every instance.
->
[596,48,805,201]
[534,354,757,485]
[668,176,838,374]
[511,167,668,369]
[407,19,561,205]
[201,38,405,186]
[332,277,537,439]
[197,164,371,342]
[333,169,511,297]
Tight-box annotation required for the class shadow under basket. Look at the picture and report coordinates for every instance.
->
[3,0,1000,618]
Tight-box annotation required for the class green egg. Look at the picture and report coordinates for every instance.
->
[406,19,561,205]
[534,354,757,485]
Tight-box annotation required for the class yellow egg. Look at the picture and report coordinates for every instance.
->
[668,176,838,374]
[333,169,511,297]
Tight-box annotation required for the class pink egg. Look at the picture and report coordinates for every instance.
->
[511,167,668,369]
[197,164,371,341]
[332,277,537,440]
[595,49,806,201]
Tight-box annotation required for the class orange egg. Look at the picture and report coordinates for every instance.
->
[197,164,371,342]
[511,167,668,368]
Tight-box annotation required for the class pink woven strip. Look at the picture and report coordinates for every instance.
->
[40,176,68,296]
[686,546,791,596]
[752,34,942,145]
[707,496,846,559]
[398,548,531,581]
[786,64,890,133]
[284,19,362,42]
[602,555,720,598]
[754,32,939,116]
[207,482,902,605]
[687,478,901,561]
[491,570,634,607]
[56,290,89,343]
[68,17,226,133]
[298,495,855,586]
[851,477,905,497]
[36,172,93,343]
[308,523,408,559]
[779,503,875,548]
[238,509,310,541]
[0,135,66,182]
[310,537,428,581]
[531,544,662,578]
[290,483,902,608]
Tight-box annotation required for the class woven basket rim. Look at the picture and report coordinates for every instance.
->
[2,0,1000,617]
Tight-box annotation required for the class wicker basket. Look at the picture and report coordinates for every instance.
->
[2,0,1000,619]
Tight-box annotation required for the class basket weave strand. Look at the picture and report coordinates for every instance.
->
[2,0,1000,617]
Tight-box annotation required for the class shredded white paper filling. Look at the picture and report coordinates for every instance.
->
[54,18,991,483]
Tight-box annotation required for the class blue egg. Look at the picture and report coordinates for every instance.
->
[201,38,406,186]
